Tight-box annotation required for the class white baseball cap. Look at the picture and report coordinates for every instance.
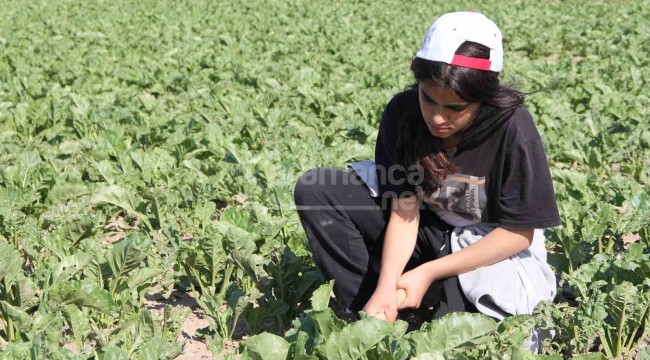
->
[415,11,503,72]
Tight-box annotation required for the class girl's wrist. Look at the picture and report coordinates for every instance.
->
[421,260,442,283]
[377,273,398,290]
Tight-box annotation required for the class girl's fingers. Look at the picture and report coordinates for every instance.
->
[396,289,407,306]
[373,289,409,317]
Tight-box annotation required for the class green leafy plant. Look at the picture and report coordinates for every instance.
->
[1,0,649,357]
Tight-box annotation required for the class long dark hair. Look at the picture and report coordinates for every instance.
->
[394,41,524,196]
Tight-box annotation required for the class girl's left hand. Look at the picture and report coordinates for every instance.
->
[396,264,436,310]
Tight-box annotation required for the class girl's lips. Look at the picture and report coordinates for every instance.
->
[426,122,452,135]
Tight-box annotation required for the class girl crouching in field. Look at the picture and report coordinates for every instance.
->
[294,11,560,330]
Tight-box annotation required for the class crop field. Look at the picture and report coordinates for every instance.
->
[1,0,649,359]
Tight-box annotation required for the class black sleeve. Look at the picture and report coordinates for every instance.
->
[374,93,417,198]
[498,137,561,229]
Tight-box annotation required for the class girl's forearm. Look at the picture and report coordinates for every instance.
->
[377,221,418,287]
[377,198,420,288]
[422,227,534,282]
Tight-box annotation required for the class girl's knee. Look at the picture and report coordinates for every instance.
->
[294,167,341,205]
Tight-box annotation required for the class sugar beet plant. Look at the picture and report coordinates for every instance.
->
[1,0,649,359]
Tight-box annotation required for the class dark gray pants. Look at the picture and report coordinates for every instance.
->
[294,167,476,319]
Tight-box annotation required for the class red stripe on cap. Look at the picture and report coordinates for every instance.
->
[450,54,492,71]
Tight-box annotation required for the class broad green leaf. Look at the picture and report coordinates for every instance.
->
[639,346,650,360]
[59,140,82,155]
[496,315,536,349]
[15,278,38,309]
[62,304,92,351]
[1,0,650,357]
[601,281,650,358]
[208,333,225,358]
[0,341,32,359]
[365,320,411,360]
[127,267,161,290]
[406,313,497,357]
[130,148,175,182]
[617,192,650,234]
[99,346,129,360]
[104,232,151,293]
[94,160,121,185]
[46,182,91,204]
[0,241,23,287]
[314,316,397,360]
[584,203,613,241]
[221,207,251,230]
[197,232,227,289]
[309,309,346,339]
[291,329,319,360]
[29,309,66,346]
[227,286,250,319]
[193,200,217,229]
[15,151,42,189]
[128,310,155,356]
[241,332,290,360]
[91,185,152,231]
[293,270,323,305]
[365,332,410,360]
[310,280,334,311]
[49,281,116,312]
[136,337,183,360]
[196,293,225,324]
[285,315,318,356]
[97,130,129,169]
[223,226,269,286]
[58,218,96,247]
[0,187,29,222]
[500,346,537,360]
[51,252,93,283]
[0,301,31,333]
[126,267,161,297]
[244,299,290,334]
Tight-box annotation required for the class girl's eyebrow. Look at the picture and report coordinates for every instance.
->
[419,88,469,107]
[420,88,435,102]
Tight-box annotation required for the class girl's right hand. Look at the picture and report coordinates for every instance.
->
[363,286,398,323]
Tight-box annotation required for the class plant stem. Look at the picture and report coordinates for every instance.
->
[625,303,650,351]
[190,267,207,295]
[614,299,628,357]
[603,329,614,358]
[605,235,616,254]
[273,189,288,244]
[109,279,119,297]
[563,244,573,274]
[597,235,603,254]
[11,228,18,251]
[219,263,235,299]
[162,305,168,338]
[7,318,14,342]
[217,311,228,340]
[229,311,241,339]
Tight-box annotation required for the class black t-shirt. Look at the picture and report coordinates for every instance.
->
[374,88,561,230]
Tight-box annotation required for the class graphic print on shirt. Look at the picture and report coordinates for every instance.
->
[424,174,487,223]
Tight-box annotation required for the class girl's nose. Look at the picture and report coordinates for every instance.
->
[431,111,447,125]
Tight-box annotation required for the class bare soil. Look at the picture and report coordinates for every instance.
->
[144,291,244,359]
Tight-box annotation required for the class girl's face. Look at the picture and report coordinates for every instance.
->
[418,79,480,148]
